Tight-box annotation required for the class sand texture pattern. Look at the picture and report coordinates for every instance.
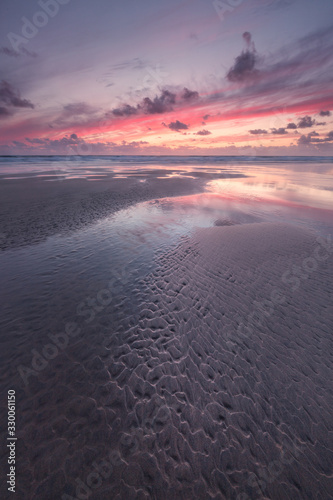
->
[5,221,332,499]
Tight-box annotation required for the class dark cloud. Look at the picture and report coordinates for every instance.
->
[227,51,257,82]
[196,129,211,136]
[14,135,153,155]
[112,90,177,117]
[167,120,188,132]
[227,33,258,82]
[297,115,315,128]
[298,134,315,145]
[181,88,199,101]
[121,140,149,146]
[316,121,326,126]
[203,114,210,121]
[49,136,82,147]
[287,122,297,129]
[23,135,90,151]
[243,32,252,48]
[0,47,19,57]
[26,138,47,144]
[0,81,34,118]
[109,86,200,121]
[249,129,268,134]
[206,26,333,127]
[141,90,176,114]
[298,130,333,145]
[0,81,34,108]
[0,106,11,117]
[319,110,331,117]
[112,104,138,117]
[271,128,288,134]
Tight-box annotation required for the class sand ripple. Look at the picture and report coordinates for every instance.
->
[4,222,333,499]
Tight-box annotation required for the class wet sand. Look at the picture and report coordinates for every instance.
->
[0,174,207,250]
[0,172,332,499]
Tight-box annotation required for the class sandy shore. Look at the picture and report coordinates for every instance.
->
[3,220,331,499]
[108,222,332,499]
[0,172,332,499]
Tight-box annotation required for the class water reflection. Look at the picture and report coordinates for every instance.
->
[207,165,333,211]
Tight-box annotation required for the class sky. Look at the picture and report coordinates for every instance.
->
[0,0,333,156]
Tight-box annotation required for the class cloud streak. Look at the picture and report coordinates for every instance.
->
[0,81,34,118]
[0,46,37,58]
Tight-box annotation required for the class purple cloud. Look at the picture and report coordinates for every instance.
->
[0,81,34,118]
[112,89,177,117]
[0,106,11,117]
[0,81,34,109]
[271,128,288,134]
[181,88,199,101]
[196,129,211,135]
[297,115,315,128]
[0,46,37,58]
[112,104,138,117]
[0,47,19,57]
[167,120,188,131]
[227,33,258,83]
[141,90,176,114]
[298,130,333,144]
[249,129,268,134]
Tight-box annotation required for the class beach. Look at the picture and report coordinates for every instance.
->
[0,157,332,499]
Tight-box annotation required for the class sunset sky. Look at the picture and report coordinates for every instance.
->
[1,0,333,155]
